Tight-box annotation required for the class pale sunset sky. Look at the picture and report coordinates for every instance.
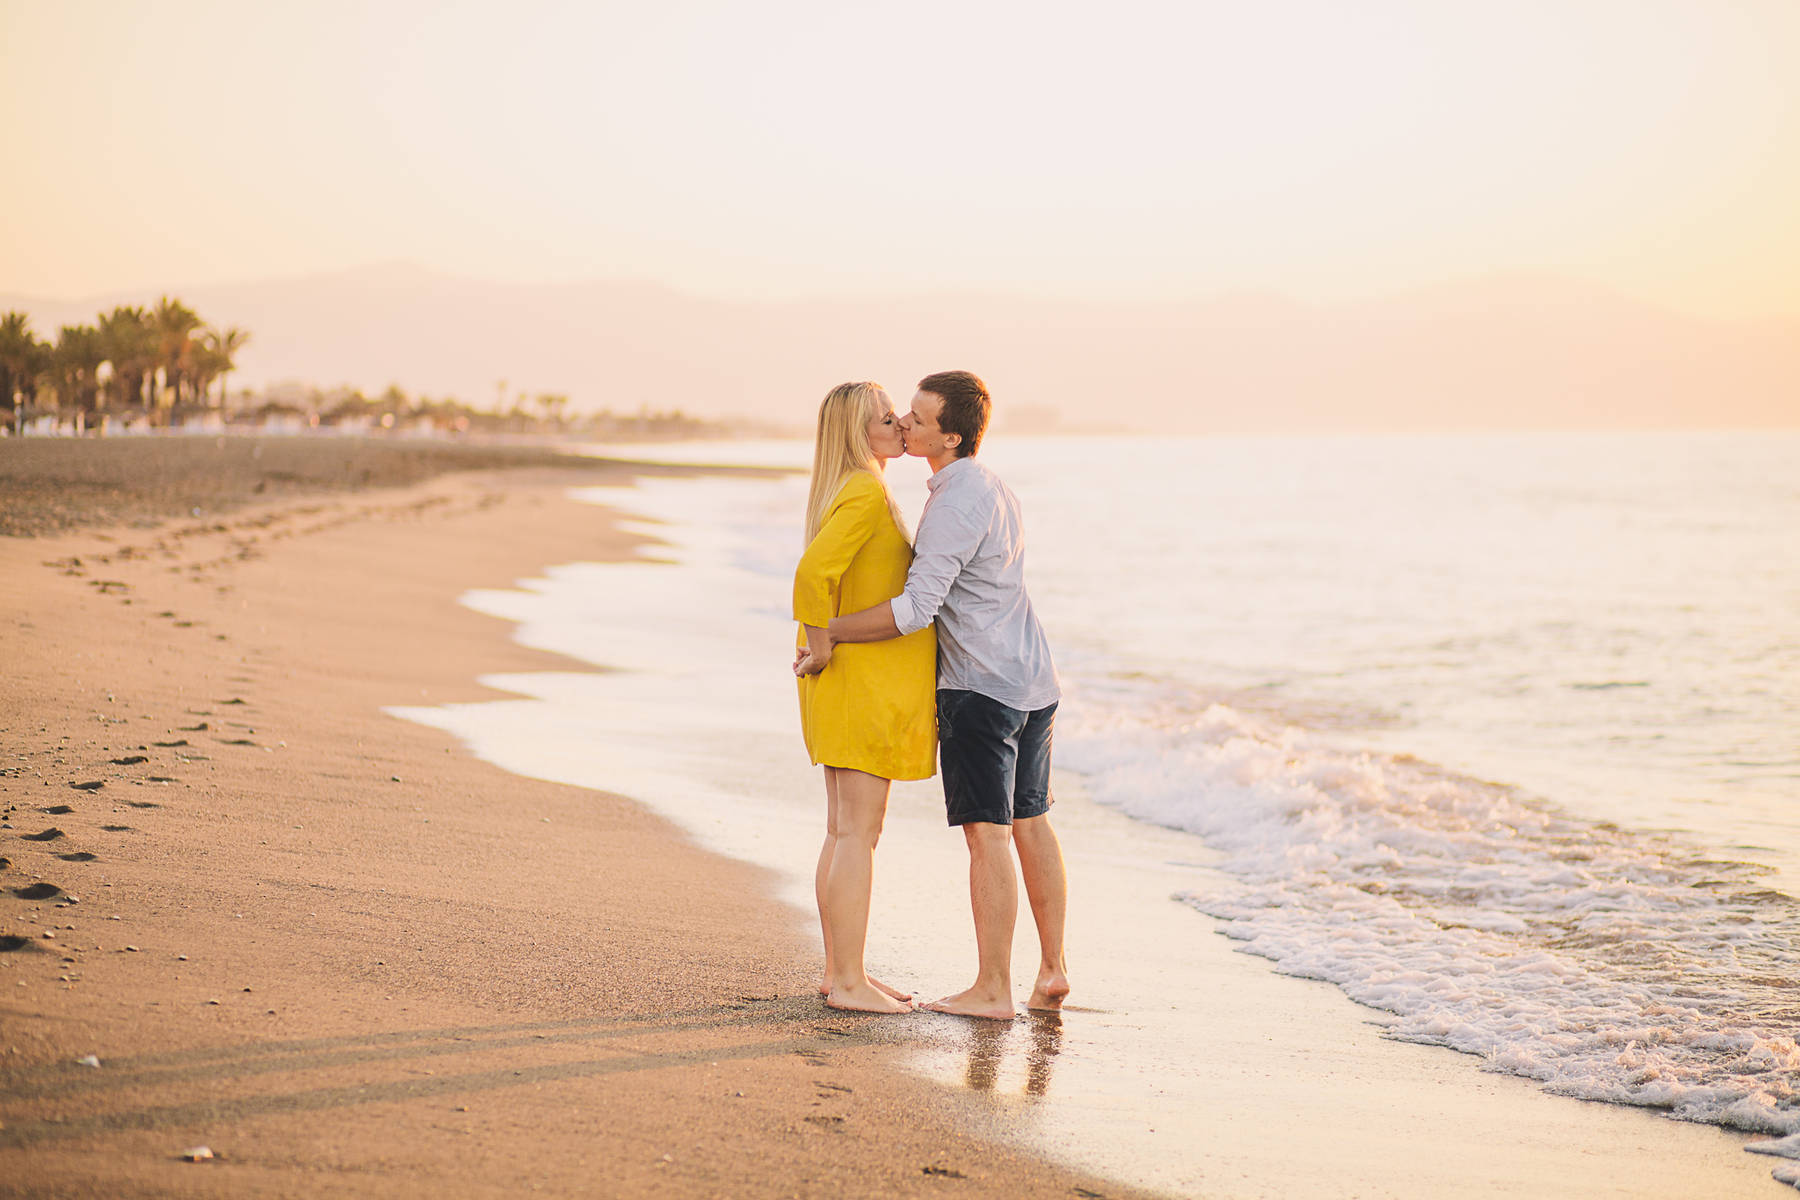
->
[3,0,1798,320]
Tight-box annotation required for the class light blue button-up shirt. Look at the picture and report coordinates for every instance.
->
[888,456,1060,711]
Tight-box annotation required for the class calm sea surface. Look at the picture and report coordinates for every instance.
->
[400,430,1800,1189]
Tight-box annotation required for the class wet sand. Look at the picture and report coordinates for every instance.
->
[0,441,1139,1198]
[385,462,1791,1200]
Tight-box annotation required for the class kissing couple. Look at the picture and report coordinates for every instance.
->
[792,370,1070,1019]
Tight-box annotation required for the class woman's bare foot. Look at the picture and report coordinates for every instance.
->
[818,975,913,1002]
[1027,969,1070,1012]
[825,978,915,1014]
[924,985,1017,1021]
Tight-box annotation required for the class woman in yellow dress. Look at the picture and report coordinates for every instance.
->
[792,381,937,1014]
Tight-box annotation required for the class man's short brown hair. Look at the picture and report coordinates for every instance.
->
[917,370,990,459]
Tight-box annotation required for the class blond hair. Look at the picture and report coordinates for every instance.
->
[803,381,910,546]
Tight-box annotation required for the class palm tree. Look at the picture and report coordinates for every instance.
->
[98,305,155,415]
[200,325,250,409]
[536,392,569,428]
[51,324,105,428]
[0,312,41,433]
[151,296,202,415]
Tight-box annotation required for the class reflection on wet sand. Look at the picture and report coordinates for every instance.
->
[959,1012,1063,1096]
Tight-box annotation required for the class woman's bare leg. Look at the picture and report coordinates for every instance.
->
[824,768,912,1013]
[814,767,841,991]
[814,767,911,1002]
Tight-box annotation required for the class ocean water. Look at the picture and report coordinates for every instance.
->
[398,430,1800,1192]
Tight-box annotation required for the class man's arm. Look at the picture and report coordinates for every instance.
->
[832,502,981,646]
[792,602,896,677]
[795,487,981,676]
[828,601,900,644]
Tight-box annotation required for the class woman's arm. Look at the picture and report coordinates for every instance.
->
[792,477,883,670]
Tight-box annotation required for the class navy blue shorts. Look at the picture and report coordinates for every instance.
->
[936,689,1057,827]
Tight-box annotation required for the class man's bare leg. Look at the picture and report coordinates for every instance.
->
[1013,813,1070,1010]
[926,821,1019,1020]
[823,769,912,1014]
[814,767,911,1002]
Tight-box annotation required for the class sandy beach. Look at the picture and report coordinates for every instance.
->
[2,435,1788,1199]
[0,438,1139,1199]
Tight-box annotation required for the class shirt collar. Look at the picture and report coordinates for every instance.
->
[927,455,977,492]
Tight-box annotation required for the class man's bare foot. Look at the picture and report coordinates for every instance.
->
[825,978,915,1014]
[924,986,1017,1021]
[1027,970,1070,1012]
[818,975,912,1002]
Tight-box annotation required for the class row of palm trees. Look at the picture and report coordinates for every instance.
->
[0,297,250,433]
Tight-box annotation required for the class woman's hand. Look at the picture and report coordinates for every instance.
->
[795,625,834,676]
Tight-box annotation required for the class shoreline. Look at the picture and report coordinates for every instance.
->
[0,454,1139,1198]
[410,465,1787,1199]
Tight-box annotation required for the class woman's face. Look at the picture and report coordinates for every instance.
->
[866,398,905,461]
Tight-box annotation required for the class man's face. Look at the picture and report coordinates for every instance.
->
[899,390,956,460]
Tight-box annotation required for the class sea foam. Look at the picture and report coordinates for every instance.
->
[1058,684,1800,1154]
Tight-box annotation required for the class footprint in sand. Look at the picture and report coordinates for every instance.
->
[100,825,134,833]
[40,805,75,815]
[218,739,257,747]
[153,740,188,748]
[178,723,208,732]
[22,828,65,841]
[0,935,36,953]
[218,698,249,706]
[123,800,161,809]
[69,780,105,791]
[12,882,62,900]
[57,852,98,862]
[110,755,149,766]
[147,776,177,784]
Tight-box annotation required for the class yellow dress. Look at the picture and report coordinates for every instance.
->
[793,473,938,781]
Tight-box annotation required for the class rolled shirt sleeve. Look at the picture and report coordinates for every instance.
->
[891,457,1060,711]
[793,476,883,626]
[889,501,981,636]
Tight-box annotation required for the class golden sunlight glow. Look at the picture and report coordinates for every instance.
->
[3,0,1797,320]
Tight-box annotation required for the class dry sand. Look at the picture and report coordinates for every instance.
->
[0,440,1141,1199]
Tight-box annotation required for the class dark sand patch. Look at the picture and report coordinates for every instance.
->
[0,436,600,537]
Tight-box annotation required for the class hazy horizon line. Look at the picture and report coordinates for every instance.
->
[7,259,1793,327]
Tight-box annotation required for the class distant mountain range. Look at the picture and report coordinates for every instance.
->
[4,263,1795,432]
